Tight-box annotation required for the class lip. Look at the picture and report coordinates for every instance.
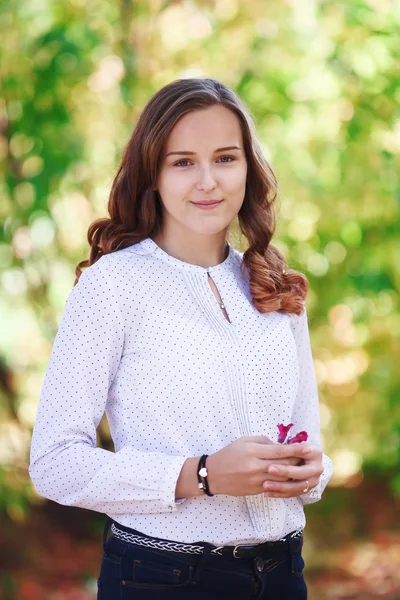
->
[191,200,223,209]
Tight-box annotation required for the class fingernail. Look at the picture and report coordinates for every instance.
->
[269,467,279,473]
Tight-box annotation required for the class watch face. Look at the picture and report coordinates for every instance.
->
[199,467,208,478]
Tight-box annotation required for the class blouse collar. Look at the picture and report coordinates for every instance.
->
[127,236,236,275]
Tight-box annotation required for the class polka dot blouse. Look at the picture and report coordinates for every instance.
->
[29,236,333,546]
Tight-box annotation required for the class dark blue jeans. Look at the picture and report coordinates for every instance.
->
[97,518,308,599]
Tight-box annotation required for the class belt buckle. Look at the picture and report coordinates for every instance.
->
[233,545,241,558]
[233,544,256,558]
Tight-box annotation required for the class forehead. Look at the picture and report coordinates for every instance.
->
[165,105,243,149]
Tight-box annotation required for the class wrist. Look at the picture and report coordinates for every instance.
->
[175,457,204,499]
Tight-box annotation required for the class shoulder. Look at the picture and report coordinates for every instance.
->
[82,241,155,280]
[74,242,163,310]
[231,245,244,261]
[288,300,307,322]
[100,241,152,268]
[287,301,312,346]
[72,243,145,295]
[229,244,245,273]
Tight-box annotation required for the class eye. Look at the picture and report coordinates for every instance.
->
[218,156,236,163]
[174,159,192,167]
[173,156,236,167]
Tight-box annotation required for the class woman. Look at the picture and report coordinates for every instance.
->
[29,77,333,599]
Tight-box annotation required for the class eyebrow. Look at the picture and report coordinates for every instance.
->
[165,146,242,158]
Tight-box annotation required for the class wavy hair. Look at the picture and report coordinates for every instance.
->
[75,77,308,314]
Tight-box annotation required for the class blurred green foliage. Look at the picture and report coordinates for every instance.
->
[0,0,399,528]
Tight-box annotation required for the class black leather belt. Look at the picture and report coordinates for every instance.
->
[218,532,303,559]
[110,521,303,560]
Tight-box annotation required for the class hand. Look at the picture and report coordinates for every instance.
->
[249,434,304,481]
[206,435,312,497]
[262,445,324,498]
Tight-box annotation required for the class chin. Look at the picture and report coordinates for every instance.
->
[188,224,229,236]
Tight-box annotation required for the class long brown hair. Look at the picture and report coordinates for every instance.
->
[75,77,307,314]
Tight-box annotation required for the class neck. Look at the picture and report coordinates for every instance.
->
[151,226,229,269]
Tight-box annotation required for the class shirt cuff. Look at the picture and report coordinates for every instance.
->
[163,455,190,512]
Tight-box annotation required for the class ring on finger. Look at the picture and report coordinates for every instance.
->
[302,480,310,493]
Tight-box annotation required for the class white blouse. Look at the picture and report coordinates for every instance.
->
[29,237,333,546]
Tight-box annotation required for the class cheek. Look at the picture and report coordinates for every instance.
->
[159,171,192,198]
[222,176,247,211]
[221,165,247,192]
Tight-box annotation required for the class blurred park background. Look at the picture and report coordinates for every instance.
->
[1,0,400,598]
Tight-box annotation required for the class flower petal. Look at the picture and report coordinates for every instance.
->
[287,431,308,444]
[277,423,294,444]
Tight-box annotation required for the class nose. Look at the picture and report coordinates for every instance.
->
[195,165,217,192]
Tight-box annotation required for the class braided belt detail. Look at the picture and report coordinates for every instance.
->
[110,523,303,557]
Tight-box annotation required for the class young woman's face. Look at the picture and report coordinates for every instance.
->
[155,104,248,237]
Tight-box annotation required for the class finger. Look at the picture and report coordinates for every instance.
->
[266,445,321,465]
[263,474,291,482]
[256,442,312,459]
[263,478,319,498]
[265,463,321,481]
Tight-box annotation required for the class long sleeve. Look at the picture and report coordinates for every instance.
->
[289,302,333,505]
[28,259,188,515]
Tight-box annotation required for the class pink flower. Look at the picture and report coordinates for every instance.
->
[287,431,308,444]
[277,423,294,444]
